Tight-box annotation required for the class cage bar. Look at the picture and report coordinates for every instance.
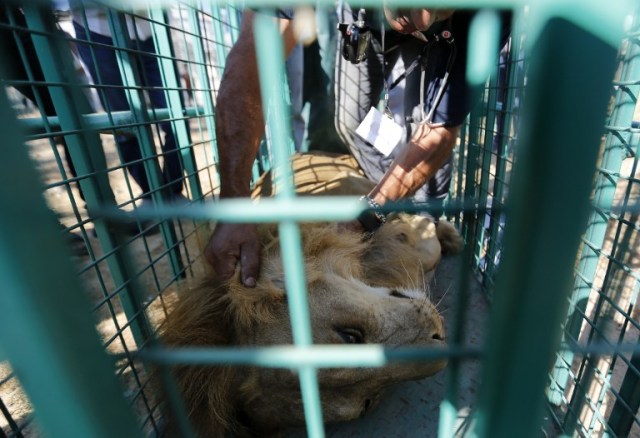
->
[0,1,638,437]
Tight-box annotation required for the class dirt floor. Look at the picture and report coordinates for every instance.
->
[0,121,218,436]
[0,120,490,436]
[1,103,639,436]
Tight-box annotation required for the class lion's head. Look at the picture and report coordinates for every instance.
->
[160,215,451,436]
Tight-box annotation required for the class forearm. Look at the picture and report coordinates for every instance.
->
[215,15,264,199]
[368,124,460,204]
[384,8,455,34]
[215,10,297,199]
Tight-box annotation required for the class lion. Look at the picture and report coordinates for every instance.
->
[159,152,463,436]
[252,151,463,274]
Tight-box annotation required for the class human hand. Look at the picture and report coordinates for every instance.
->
[204,223,260,287]
[384,8,454,34]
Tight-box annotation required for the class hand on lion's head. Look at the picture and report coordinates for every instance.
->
[160,213,460,437]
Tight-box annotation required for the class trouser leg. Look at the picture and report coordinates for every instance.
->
[137,37,184,196]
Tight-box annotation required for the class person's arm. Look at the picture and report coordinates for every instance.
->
[384,8,454,34]
[215,10,297,199]
[367,124,460,205]
[344,124,459,236]
[367,7,460,206]
[205,10,297,286]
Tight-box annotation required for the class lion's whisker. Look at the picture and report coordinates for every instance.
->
[434,285,452,310]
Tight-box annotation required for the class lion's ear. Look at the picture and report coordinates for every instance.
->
[226,279,287,329]
[265,270,286,291]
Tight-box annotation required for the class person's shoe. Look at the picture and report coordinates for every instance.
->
[90,201,160,238]
[90,220,161,238]
[167,192,190,206]
[59,222,89,256]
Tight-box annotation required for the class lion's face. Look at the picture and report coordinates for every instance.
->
[162,156,463,436]
[229,223,447,432]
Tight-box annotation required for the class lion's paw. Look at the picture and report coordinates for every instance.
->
[436,220,464,255]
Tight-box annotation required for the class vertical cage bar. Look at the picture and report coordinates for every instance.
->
[210,3,229,72]
[451,121,468,229]
[547,8,639,412]
[147,6,204,200]
[483,11,525,284]
[185,4,220,178]
[105,9,167,201]
[106,9,186,278]
[0,60,142,438]
[474,13,621,438]
[253,11,325,438]
[462,106,483,246]
[597,13,640,434]
[21,4,155,347]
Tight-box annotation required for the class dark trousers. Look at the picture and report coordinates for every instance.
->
[74,23,183,197]
[0,7,82,196]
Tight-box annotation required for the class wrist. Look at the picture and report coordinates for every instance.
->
[219,183,252,199]
[357,195,387,234]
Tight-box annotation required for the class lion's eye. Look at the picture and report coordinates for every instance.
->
[336,328,365,344]
[390,290,410,299]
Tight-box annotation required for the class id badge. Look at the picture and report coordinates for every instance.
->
[355,107,403,157]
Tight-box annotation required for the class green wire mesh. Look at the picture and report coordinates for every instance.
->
[0,1,638,438]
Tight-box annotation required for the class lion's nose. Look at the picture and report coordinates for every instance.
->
[431,316,446,341]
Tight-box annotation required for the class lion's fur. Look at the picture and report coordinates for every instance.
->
[160,152,463,436]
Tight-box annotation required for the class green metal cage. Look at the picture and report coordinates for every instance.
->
[0,1,638,437]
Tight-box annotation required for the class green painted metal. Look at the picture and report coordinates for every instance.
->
[20,4,156,350]
[209,3,230,72]
[437,244,476,437]
[547,5,640,415]
[2,1,640,437]
[183,4,221,186]
[226,2,241,41]
[147,7,204,200]
[19,106,210,137]
[466,10,501,87]
[253,12,324,437]
[482,10,525,285]
[438,13,503,435]
[104,8,186,277]
[568,12,640,435]
[451,122,468,229]
[102,195,368,223]
[462,105,486,275]
[468,11,502,274]
[0,51,142,438]
[474,14,622,438]
[138,344,478,367]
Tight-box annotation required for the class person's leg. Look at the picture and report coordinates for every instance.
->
[73,22,151,195]
[303,7,346,153]
[1,8,85,197]
[137,37,184,196]
[286,43,305,151]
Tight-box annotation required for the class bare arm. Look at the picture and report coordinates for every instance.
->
[368,124,460,205]
[384,8,455,34]
[205,10,297,286]
[215,10,297,199]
